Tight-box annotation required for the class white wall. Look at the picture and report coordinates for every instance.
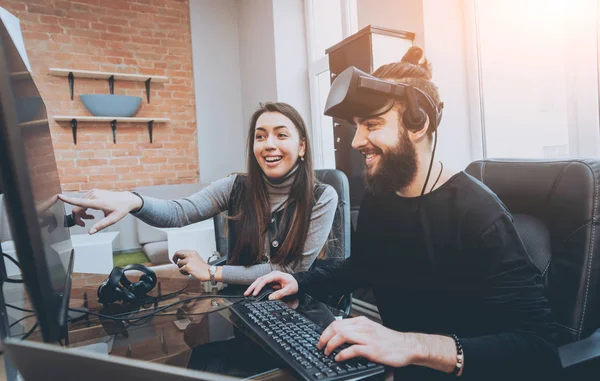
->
[422,0,473,170]
[237,0,279,127]
[355,0,472,169]
[272,0,312,124]
[357,0,425,47]
[189,0,311,182]
[190,0,246,182]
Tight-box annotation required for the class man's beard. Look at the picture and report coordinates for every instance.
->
[363,132,418,194]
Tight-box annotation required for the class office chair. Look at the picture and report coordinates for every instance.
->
[466,158,600,378]
[311,169,352,316]
[210,169,352,316]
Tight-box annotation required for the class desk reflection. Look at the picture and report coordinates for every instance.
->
[62,274,343,380]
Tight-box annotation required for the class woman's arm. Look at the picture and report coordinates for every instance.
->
[132,175,236,228]
[219,185,339,285]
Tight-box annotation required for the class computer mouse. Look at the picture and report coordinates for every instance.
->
[246,285,276,302]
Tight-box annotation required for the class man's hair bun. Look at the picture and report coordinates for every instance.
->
[400,46,432,79]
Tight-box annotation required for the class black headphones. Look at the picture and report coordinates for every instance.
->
[402,85,444,133]
[97,264,157,305]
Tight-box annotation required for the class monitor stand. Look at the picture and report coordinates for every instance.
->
[67,291,89,323]
[65,292,90,346]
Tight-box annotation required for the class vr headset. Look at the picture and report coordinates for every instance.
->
[324,66,444,132]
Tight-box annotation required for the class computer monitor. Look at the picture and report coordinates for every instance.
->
[3,338,240,381]
[0,15,74,343]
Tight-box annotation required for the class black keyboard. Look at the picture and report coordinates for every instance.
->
[230,300,384,381]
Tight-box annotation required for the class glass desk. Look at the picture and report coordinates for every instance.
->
[10,273,351,381]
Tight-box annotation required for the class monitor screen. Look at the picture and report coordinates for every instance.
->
[0,16,73,343]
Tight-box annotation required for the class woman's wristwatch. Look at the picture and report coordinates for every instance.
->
[209,265,217,286]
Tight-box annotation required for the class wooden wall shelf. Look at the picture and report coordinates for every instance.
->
[19,119,48,128]
[49,69,168,82]
[54,116,169,123]
[11,71,31,80]
[54,116,169,144]
[49,68,168,102]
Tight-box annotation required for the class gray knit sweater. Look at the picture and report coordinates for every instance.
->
[132,173,338,285]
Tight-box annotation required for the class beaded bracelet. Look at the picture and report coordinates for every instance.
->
[448,333,463,376]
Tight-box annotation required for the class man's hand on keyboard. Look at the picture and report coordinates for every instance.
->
[317,316,422,368]
[245,271,298,300]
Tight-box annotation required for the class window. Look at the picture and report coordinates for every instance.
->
[305,0,357,169]
[316,70,336,167]
[310,0,343,61]
[466,0,600,159]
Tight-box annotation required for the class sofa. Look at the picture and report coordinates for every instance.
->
[133,182,217,265]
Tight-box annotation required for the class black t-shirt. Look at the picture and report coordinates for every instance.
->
[294,171,561,380]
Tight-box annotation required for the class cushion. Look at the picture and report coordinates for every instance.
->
[513,213,552,275]
[142,241,169,265]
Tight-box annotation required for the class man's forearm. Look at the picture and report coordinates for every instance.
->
[411,333,462,376]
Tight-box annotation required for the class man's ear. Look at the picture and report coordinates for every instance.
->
[407,115,430,143]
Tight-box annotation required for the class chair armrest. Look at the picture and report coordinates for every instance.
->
[336,293,353,318]
[208,255,227,266]
[559,329,600,369]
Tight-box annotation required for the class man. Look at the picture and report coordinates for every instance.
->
[245,47,561,380]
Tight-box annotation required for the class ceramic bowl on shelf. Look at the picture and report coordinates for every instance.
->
[79,94,142,117]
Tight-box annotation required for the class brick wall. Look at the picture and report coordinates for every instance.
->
[2,0,199,192]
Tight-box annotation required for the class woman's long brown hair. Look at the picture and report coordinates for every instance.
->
[228,102,316,267]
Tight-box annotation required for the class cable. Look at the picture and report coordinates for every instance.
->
[124,303,236,328]
[68,294,245,323]
[3,253,22,270]
[9,313,36,328]
[15,300,240,340]
[429,161,444,191]
[126,294,243,322]
[73,299,245,338]
[4,278,24,283]
[118,301,242,336]
[6,304,34,313]
[419,130,438,197]
[2,253,24,282]
[11,292,245,340]
[4,277,24,284]
[21,321,39,340]
[141,285,189,305]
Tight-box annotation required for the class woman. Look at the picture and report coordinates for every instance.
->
[59,102,338,285]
